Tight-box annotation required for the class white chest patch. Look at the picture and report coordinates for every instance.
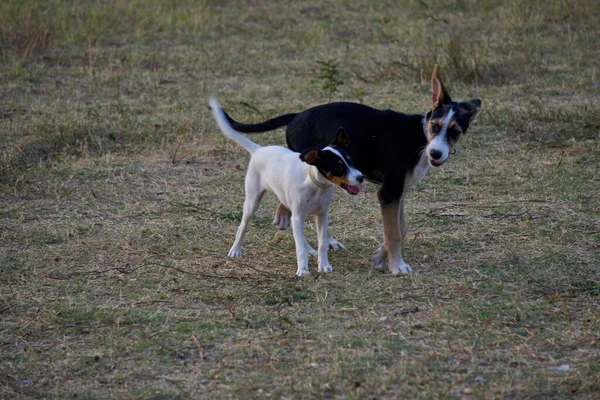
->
[404,151,430,189]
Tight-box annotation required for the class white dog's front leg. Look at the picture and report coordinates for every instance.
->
[315,213,333,273]
[291,215,310,276]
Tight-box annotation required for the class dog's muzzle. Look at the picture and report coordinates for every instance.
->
[428,149,455,167]
[429,149,445,167]
[341,183,360,195]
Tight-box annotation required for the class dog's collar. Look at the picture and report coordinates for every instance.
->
[309,167,331,188]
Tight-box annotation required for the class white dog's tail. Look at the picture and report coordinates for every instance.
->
[210,97,261,155]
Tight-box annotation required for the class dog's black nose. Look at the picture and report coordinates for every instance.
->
[429,149,443,160]
[356,175,364,183]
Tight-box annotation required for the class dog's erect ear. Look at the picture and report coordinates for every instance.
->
[331,127,349,147]
[431,64,452,109]
[299,149,321,165]
[463,99,482,124]
[466,99,481,112]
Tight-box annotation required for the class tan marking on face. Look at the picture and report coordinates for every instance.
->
[325,172,351,187]
[429,113,464,143]
[447,121,464,135]
[427,119,445,141]
[447,132,462,151]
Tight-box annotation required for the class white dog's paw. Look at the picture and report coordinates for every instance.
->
[305,245,318,257]
[228,247,242,258]
[318,264,333,273]
[328,238,346,250]
[296,268,310,277]
[371,246,388,270]
[390,263,414,275]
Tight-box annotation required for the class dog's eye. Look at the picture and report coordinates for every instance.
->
[431,123,440,133]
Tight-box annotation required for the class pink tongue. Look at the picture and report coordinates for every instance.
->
[347,185,360,195]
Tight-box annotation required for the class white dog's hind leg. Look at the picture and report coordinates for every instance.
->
[228,180,264,258]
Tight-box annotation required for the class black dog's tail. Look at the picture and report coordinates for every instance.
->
[223,110,297,133]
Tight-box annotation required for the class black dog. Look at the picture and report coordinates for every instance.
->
[221,66,481,274]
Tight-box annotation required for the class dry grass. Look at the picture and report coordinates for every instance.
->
[1,0,599,398]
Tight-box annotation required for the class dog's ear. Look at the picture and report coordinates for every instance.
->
[299,148,321,165]
[466,99,481,112]
[331,127,349,147]
[463,99,481,124]
[431,64,452,108]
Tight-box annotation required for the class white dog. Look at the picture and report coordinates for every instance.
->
[210,98,364,276]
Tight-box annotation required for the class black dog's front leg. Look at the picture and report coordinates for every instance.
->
[372,183,413,274]
[273,202,346,250]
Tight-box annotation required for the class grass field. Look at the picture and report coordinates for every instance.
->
[1,0,599,398]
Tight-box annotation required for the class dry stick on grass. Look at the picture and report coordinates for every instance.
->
[150,260,262,283]
[46,264,138,280]
[0,204,27,216]
[192,335,205,360]
[237,261,281,278]
[556,149,565,168]
[484,209,531,219]
[172,122,191,164]
[46,255,154,280]
[86,181,97,199]
[471,315,496,355]
[87,35,95,78]
[173,200,224,216]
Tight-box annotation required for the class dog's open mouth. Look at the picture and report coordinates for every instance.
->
[341,183,360,195]
[430,158,446,167]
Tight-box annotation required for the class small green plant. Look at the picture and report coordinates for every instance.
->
[316,58,344,102]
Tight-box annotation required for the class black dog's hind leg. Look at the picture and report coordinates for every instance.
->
[273,203,292,230]
[273,202,346,250]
